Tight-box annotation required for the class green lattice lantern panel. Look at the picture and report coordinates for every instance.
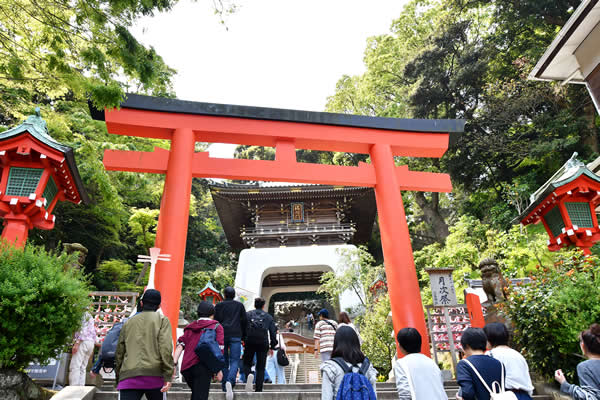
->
[543,206,565,238]
[43,176,58,204]
[565,202,595,228]
[5,167,43,197]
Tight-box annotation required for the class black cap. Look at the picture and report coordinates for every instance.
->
[141,289,161,306]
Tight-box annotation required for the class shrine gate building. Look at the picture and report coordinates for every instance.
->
[92,94,464,355]
[210,183,376,312]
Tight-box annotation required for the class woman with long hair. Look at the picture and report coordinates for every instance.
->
[337,312,362,344]
[555,323,600,399]
[320,326,377,400]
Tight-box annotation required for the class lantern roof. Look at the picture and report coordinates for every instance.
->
[519,152,600,221]
[197,281,220,296]
[0,109,89,204]
[369,273,387,287]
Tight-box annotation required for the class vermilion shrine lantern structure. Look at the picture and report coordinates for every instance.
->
[92,94,464,355]
[197,281,222,305]
[0,109,88,247]
[519,153,600,255]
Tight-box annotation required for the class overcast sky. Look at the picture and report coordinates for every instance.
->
[131,0,409,157]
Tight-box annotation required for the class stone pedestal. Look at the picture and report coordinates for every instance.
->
[0,370,42,400]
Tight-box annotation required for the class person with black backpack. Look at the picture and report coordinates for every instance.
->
[242,297,277,393]
[215,286,247,398]
[320,326,377,400]
[173,301,225,400]
[89,318,127,379]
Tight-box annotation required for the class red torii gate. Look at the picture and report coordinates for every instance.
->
[92,94,464,355]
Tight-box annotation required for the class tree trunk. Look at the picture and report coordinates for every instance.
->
[135,262,150,286]
[583,102,599,154]
[414,192,450,243]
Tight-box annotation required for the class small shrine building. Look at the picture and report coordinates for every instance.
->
[0,110,88,246]
[197,281,223,305]
[211,182,376,313]
[519,153,600,254]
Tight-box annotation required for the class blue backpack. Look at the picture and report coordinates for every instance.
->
[332,357,377,400]
[194,324,226,373]
[99,322,123,370]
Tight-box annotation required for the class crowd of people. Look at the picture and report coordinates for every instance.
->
[68,287,600,400]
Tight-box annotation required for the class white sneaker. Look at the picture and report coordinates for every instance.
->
[245,374,254,392]
[226,381,234,400]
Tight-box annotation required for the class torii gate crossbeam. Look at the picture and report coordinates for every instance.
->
[92,94,465,356]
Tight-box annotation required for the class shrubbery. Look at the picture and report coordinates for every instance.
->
[358,294,396,378]
[501,249,600,381]
[0,244,90,370]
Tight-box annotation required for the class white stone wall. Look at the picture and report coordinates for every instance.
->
[234,244,362,313]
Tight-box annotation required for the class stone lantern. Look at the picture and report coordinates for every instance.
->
[0,109,88,247]
[519,153,600,255]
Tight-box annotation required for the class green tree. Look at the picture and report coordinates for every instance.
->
[0,244,90,369]
[359,294,395,379]
[414,216,552,305]
[97,259,135,291]
[0,0,176,120]
[318,246,384,310]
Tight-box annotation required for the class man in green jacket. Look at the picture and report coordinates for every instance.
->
[115,289,174,400]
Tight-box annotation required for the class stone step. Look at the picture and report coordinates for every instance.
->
[99,382,455,391]
[98,383,409,392]
[93,391,552,400]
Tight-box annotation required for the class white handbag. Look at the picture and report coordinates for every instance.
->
[462,358,517,400]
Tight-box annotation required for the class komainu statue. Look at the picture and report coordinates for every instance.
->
[63,242,88,270]
[478,258,508,304]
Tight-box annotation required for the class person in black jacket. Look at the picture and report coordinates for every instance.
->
[214,287,247,399]
[242,297,277,393]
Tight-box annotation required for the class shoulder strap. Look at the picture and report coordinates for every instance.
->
[482,352,506,393]
[397,357,416,400]
[325,320,337,331]
[332,357,351,374]
[461,358,494,395]
[358,357,371,375]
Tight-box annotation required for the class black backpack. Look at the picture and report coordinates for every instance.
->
[246,311,268,344]
[99,322,123,371]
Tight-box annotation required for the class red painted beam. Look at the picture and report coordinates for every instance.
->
[104,109,450,158]
[103,148,453,193]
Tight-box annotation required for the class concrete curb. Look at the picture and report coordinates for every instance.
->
[51,386,96,400]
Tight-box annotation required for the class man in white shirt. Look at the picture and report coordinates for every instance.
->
[394,327,448,400]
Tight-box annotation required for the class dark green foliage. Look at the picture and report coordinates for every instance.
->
[501,250,600,381]
[0,244,90,369]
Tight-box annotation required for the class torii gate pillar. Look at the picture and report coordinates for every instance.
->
[153,128,194,330]
[370,143,428,347]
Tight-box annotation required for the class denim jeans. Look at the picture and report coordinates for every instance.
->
[222,337,242,389]
[266,351,286,384]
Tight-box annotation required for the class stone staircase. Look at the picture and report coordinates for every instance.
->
[92,381,555,399]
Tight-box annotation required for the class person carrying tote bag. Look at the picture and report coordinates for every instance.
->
[266,331,287,384]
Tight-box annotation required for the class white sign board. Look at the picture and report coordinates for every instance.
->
[427,269,457,306]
